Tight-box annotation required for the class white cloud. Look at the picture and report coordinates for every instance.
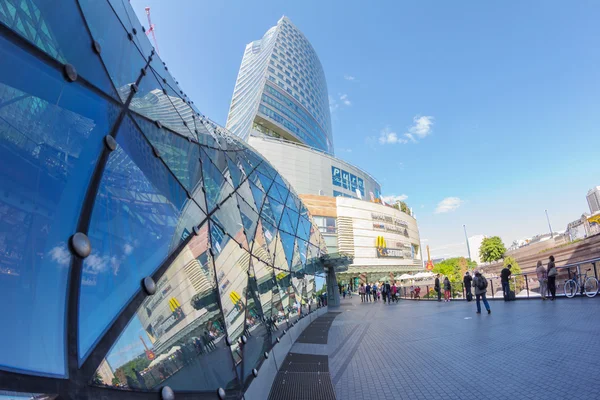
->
[344,75,356,81]
[339,93,351,106]
[49,244,71,267]
[404,133,417,143]
[435,197,464,214]
[381,194,408,204]
[338,147,353,153]
[407,115,434,139]
[123,243,134,255]
[378,126,408,144]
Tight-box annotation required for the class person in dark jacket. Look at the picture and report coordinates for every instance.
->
[434,275,441,302]
[547,255,558,301]
[464,271,473,301]
[500,264,512,301]
[473,271,491,314]
[383,281,391,304]
[365,283,371,302]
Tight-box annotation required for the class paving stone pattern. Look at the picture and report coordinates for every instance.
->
[290,297,600,400]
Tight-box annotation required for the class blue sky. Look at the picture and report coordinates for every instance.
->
[132,0,600,259]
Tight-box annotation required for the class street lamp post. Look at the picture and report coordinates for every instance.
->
[545,209,554,238]
[463,224,472,261]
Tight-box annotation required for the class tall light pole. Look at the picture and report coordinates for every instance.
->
[463,224,472,260]
[545,209,554,238]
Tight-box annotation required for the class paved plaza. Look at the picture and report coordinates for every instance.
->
[288,297,600,400]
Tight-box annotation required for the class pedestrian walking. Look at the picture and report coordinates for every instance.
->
[372,282,378,302]
[500,264,512,301]
[384,281,391,303]
[365,283,371,302]
[464,271,473,301]
[547,255,558,301]
[473,271,491,314]
[359,283,365,302]
[443,277,451,301]
[391,283,398,302]
[434,274,442,302]
[342,288,346,299]
[410,285,415,299]
[535,260,547,300]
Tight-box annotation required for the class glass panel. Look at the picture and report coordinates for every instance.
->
[262,197,281,228]
[266,181,286,204]
[92,223,237,392]
[249,180,265,211]
[242,259,271,383]
[210,196,249,252]
[129,69,194,139]
[119,0,154,59]
[132,114,202,196]
[148,56,183,100]
[79,116,204,362]
[274,270,292,329]
[211,220,251,365]
[0,392,56,400]
[79,0,146,102]
[278,231,296,271]
[0,34,118,376]
[149,69,196,139]
[290,240,303,273]
[200,147,235,213]
[251,220,273,266]
[0,0,115,96]
[236,193,259,247]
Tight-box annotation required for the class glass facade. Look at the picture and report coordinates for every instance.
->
[0,1,328,398]
[226,16,334,155]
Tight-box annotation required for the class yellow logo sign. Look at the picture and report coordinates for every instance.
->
[168,297,181,313]
[229,290,241,305]
[375,236,388,257]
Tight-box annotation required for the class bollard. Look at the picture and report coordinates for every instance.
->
[525,274,529,298]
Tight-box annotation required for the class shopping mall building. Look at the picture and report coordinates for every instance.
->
[248,137,423,287]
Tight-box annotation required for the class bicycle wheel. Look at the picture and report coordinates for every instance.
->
[584,277,599,298]
[564,280,577,298]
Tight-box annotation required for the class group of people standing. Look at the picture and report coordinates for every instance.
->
[434,275,453,302]
[536,255,558,300]
[358,282,399,304]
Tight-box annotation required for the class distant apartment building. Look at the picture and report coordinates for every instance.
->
[587,186,600,214]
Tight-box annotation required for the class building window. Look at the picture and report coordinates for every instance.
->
[313,216,337,234]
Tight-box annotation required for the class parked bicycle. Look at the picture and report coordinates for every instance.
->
[563,268,599,298]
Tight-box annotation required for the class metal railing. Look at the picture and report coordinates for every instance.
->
[397,256,600,300]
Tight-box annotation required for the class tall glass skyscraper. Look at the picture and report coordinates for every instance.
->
[226,17,334,155]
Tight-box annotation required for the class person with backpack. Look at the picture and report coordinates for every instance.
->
[500,264,512,301]
[547,255,558,301]
[365,283,371,302]
[434,274,442,302]
[372,282,378,302]
[473,271,491,314]
[443,277,452,301]
[464,271,473,301]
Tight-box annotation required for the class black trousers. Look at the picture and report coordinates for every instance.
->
[436,289,441,301]
[548,277,556,299]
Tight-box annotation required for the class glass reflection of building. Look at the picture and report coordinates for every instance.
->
[226,16,334,154]
[0,1,328,399]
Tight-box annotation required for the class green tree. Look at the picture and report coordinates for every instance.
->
[432,257,477,297]
[479,236,506,262]
[392,200,411,215]
[112,376,121,386]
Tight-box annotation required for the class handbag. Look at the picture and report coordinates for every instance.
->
[548,267,558,277]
